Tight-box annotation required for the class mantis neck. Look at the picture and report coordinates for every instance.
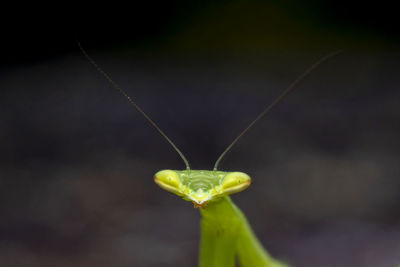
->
[199,196,289,267]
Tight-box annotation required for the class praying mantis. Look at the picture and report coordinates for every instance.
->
[79,43,340,267]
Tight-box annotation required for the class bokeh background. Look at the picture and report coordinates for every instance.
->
[1,1,400,266]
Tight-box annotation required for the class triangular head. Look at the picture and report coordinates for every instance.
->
[154,170,251,208]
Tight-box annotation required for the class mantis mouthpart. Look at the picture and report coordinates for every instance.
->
[79,42,340,266]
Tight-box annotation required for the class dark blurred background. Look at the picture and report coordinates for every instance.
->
[1,1,400,266]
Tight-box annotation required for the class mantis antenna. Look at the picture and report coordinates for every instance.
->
[78,42,191,170]
[213,50,342,171]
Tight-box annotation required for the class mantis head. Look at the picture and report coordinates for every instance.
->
[79,44,340,209]
[154,170,251,208]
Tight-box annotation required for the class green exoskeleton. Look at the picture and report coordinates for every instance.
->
[79,43,340,267]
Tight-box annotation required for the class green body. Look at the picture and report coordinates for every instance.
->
[200,196,288,267]
[155,169,289,267]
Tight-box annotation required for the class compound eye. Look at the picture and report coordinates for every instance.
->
[154,170,182,196]
[221,172,251,195]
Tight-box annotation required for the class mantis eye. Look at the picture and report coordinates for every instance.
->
[221,172,251,195]
[154,170,183,196]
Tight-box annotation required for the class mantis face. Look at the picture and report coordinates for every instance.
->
[154,170,251,208]
[79,45,340,211]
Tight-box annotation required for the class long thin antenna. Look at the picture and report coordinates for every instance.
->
[213,51,342,171]
[78,42,191,170]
